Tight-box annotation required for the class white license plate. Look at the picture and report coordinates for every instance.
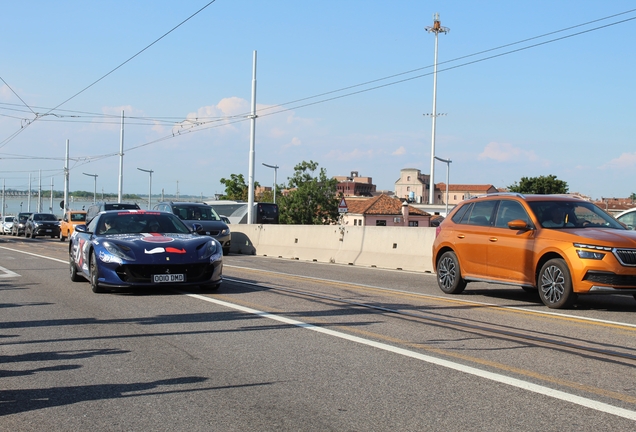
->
[152,274,185,283]
[46,229,52,232]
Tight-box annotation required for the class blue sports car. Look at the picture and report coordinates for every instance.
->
[69,210,223,293]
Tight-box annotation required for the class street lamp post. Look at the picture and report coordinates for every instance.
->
[137,168,153,209]
[434,156,452,217]
[83,173,98,204]
[262,163,279,204]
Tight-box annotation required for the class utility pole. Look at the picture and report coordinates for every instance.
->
[63,139,69,212]
[247,50,258,225]
[118,110,124,202]
[425,13,449,205]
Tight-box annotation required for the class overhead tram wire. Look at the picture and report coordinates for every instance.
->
[53,10,636,166]
[6,6,636,131]
[0,0,218,150]
[3,9,635,165]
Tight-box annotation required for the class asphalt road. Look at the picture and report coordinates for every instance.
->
[1,235,636,431]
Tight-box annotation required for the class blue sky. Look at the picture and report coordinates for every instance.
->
[1,1,635,200]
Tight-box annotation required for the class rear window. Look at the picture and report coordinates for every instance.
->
[104,203,140,211]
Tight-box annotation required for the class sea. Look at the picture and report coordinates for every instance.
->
[0,196,141,218]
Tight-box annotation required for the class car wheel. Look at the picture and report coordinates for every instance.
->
[436,251,467,294]
[69,254,82,282]
[60,233,66,241]
[199,282,220,293]
[223,247,230,256]
[538,258,576,309]
[90,250,106,293]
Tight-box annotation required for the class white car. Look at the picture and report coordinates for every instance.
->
[1,216,14,235]
[615,208,636,230]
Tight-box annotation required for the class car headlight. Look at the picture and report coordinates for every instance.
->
[221,228,230,236]
[574,243,609,260]
[102,241,136,262]
[200,240,220,260]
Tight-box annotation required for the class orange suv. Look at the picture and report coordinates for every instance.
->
[432,193,636,309]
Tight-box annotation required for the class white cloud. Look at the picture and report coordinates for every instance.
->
[392,146,406,156]
[600,152,636,170]
[325,148,377,161]
[282,137,302,149]
[478,142,538,162]
[0,85,11,101]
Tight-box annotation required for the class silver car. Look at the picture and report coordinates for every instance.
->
[1,216,14,235]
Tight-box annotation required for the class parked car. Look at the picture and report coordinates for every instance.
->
[1,216,14,234]
[25,213,61,238]
[85,202,141,224]
[69,210,223,293]
[615,208,636,230]
[153,202,231,255]
[11,212,33,236]
[59,210,87,241]
[432,193,636,309]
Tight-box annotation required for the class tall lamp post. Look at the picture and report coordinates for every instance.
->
[425,13,449,205]
[83,173,98,204]
[262,163,279,204]
[434,156,451,217]
[137,168,153,209]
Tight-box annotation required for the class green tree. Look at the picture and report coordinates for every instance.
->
[278,160,340,224]
[219,174,259,201]
[508,175,568,195]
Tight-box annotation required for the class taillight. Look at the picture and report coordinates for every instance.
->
[435,225,442,237]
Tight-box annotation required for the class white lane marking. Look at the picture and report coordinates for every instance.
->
[0,265,20,278]
[1,247,635,419]
[0,246,67,264]
[225,264,636,329]
[186,292,636,421]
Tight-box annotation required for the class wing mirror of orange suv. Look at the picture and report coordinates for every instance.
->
[508,219,532,231]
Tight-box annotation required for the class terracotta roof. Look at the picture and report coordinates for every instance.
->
[345,194,429,216]
[435,183,496,192]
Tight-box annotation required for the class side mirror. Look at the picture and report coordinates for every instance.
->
[75,225,88,233]
[508,219,532,231]
[192,223,203,233]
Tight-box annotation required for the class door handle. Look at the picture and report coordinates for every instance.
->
[489,237,498,242]
[457,234,465,239]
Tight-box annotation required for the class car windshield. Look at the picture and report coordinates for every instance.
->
[172,205,220,221]
[528,201,624,229]
[71,213,86,222]
[95,212,191,235]
[34,214,57,221]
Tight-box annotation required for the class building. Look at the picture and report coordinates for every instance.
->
[341,194,431,227]
[394,168,431,203]
[334,171,376,197]
[435,183,498,205]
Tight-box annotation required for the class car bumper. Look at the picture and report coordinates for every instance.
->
[95,258,223,289]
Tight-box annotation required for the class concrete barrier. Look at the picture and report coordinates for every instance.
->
[229,224,436,273]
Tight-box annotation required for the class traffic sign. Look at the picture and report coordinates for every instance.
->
[338,198,348,213]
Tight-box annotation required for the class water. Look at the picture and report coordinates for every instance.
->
[0,196,134,218]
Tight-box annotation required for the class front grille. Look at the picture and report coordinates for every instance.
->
[116,263,215,283]
[614,249,636,266]
[584,271,636,287]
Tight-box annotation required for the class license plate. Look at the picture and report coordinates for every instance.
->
[152,274,185,283]
[46,229,52,232]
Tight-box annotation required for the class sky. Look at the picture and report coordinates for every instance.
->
[1,1,635,200]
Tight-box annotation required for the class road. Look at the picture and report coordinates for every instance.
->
[1,235,636,431]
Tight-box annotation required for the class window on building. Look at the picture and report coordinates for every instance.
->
[407,186,410,191]
[358,219,362,226]
[454,195,457,200]
[409,221,419,227]
[354,219,357,226]
[407,176,411,181]
[376,220,386,226]
[393,217,401,223]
